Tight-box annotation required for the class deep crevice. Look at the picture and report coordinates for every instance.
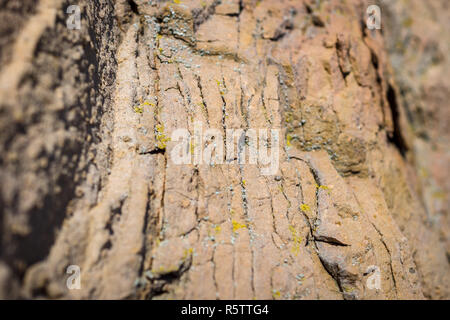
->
[386,84,408,157]
[127,0,139,15]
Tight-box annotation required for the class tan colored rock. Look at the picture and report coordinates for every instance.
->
[0,0,448,300]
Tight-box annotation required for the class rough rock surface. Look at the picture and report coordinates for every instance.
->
[0,0,448,299]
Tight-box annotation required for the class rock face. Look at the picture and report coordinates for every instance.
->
[0,0,448,299]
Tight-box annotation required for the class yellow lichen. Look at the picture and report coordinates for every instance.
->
[432,191,446,199]
[155,124,171,149]
[272,290,281,299]
[285,113,293,123]
[402,17,413,27]
[183,247,194,259]
[286,134,293,147]
[300,203,310,212]
[316,184,330,191]
[214,225,221,234]
[156,124,164,133]
[289,225,302,256]
[141,101,155,107]
[343,286,353,293]
[134,100,155,114]
[232,220,246,233]
[419,167,429,178]
[134,106,143,114]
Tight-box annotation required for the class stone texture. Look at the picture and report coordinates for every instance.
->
[0,0,448,299]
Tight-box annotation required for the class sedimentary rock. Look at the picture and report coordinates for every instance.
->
[0,0,448,299]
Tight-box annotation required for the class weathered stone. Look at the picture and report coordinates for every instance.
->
[0,0,448,300]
